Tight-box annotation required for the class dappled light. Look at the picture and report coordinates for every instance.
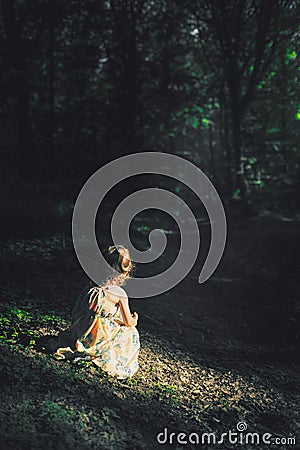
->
[0,298,296,449]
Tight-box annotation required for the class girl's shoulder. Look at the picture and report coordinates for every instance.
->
[102,284,128,300]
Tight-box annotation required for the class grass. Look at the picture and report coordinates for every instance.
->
[0,299,295,449]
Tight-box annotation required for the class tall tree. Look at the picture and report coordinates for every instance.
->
[189,0,299,196]
[0,0,35,178]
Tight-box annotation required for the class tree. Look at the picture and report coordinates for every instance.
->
[0,0,35,178]
[188,0,300,197]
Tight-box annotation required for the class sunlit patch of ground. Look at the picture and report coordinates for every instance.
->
[0,301,297,450]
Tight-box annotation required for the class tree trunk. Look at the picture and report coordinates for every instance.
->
[219,87,233,194]
[231,104,249,198]
[1,0,35,179]
[47,21,55,166]
[227,52,248,198]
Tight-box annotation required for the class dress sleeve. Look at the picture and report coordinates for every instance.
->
[88,287,103,312]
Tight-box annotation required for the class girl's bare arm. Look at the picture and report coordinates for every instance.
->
[118,294,138,327]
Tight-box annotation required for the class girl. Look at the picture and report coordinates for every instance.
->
[55,245,140,379]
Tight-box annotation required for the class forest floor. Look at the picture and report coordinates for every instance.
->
[0,183,299,450]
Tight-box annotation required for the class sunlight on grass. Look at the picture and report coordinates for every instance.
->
[0,301,292,450]
[0,305,68,349]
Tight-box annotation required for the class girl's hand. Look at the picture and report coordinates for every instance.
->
[132,312,138,326]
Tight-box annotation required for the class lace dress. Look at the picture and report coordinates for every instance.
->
[55,286,140,379]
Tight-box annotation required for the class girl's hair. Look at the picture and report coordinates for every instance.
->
[103,245,133,287]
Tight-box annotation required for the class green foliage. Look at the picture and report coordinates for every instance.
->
[9,308,32,322]
[156,382,179,403]
[101,406,120,423]
[191,117,199,129]
[7,236,65,260]
[168,102,214,142]
[233,189,241,200]
[286,49,297,62]
[267,127,281,134]
[42,400,77,427]
[0,0,299,207]
[0,305,63,349]
[201,118,210,128]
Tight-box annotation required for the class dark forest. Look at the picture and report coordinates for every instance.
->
[0,1,299,449]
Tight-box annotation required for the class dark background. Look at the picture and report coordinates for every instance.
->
[0,0,299,201]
